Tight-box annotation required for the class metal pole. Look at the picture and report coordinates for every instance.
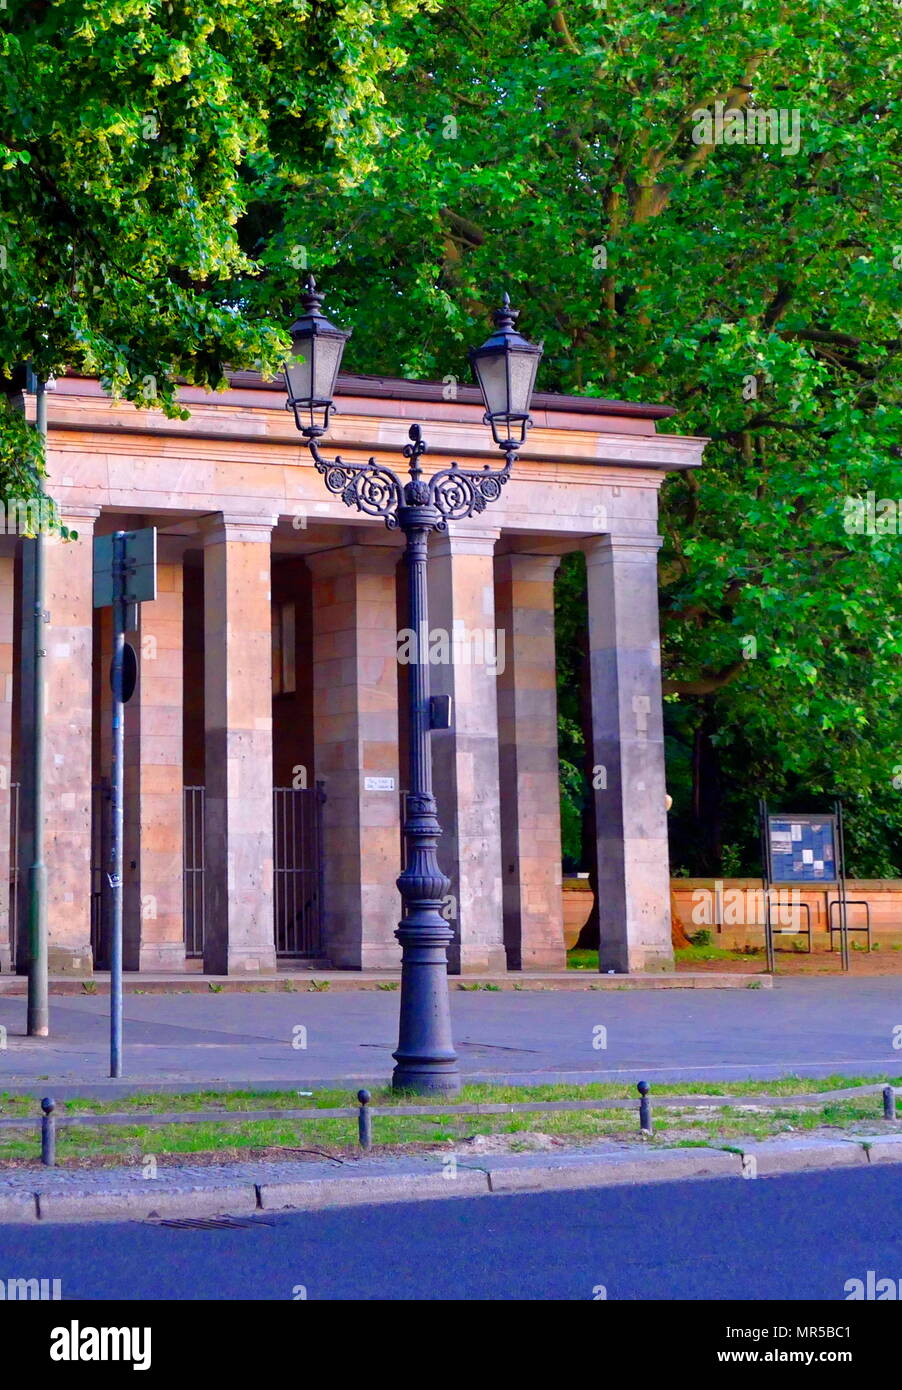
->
[836,800,850,973]
[26,378,48,1036]
[391,515,460,1095]
[40,1096,56,1166]
[638,1080,652,1134]
[759,798,775,976]
[109,533,126,1077]
[303,418,512,1099]
[357,1089,373,1149]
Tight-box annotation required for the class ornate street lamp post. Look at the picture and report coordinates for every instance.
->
[284,280,542,1094]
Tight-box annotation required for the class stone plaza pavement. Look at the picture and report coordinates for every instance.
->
[0,976,900,1095]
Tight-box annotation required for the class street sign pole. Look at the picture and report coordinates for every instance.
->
[93,525,156,1078]
[759,798,775,975]
[26,376,49,1037]
[109,532,127,1078]
[836,798,850,973]
[764,808,847,974]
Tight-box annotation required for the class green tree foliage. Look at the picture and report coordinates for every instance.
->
[264,0,902,873]
[0,0,422,486]
[4,1,899,872]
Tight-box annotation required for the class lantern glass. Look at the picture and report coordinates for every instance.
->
[472,350,508,420]
[283,277,350,436]
[284,353,312,407]
[470,294,542,449]
[508,348,540,419]
[311,332,345,404]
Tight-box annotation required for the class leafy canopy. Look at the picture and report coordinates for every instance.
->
[0,0,423,479]
[3,0,901,869]
[251,0,902,870]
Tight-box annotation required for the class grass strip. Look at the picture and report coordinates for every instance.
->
[2,1074,899,1120]
[0,1097,898,1166]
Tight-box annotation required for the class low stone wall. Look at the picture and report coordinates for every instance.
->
[563,876,593,948]
[671,878,902,949]
[563,876,902,951]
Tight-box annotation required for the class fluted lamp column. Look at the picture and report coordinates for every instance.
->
[283,279,542,1093]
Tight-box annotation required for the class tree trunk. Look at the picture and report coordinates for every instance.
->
[692,698,723,875]
[575,616,600,950]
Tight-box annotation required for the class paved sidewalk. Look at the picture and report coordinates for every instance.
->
[0,975,900,1094]
[2,1132,901,1223]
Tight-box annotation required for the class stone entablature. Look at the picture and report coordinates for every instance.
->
[2,374,706,977]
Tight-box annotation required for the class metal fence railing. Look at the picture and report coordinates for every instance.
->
[183,786,206,959]
[8,781,19,970]
[184,784,323,960]
[7,780,325,966]
[15,1085,901,1168]
[273,784,324,958]
[90,780,111,969]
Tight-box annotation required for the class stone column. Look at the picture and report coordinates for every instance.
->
[0,541,15,970]
[429,528,505,974]
[202,516,276,974]
[43,510,99,975]
[309,544,401,969]
[495,553,566,971]
[124,536,187,971]
[586,534,673,973]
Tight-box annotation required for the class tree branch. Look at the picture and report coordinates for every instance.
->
[440,208,485,247]
[545,0,580,54]
[663,662,746,696]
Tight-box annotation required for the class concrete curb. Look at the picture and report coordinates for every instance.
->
[0,970,772,995]
[736,1137,868,1176]
[0,1063,885,1099]
[36,1184,259,1224]
[4,1133,900,1222]
[856,1134,902,1163]
[485,1148,742,1192]
[0,1191,39,1224]
[258,1170,489,1211]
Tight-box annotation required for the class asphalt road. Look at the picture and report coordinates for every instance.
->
[1,1166,900,1300]
[1,976,901,1092]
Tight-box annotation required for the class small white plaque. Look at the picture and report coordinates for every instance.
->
[365,776,396,792]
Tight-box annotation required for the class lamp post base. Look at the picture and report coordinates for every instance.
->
[390,917,461,1096]
[391,1063,461,1096]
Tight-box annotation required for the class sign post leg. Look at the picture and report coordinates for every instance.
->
[109,533,126,1077]
[836,799,850,973]
[93,523,154,1076]
[26,377,49,1037]
[759,798,775,975]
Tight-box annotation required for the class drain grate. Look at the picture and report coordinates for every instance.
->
[150,1214,276,1230]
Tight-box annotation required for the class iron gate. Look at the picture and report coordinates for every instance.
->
[273,784,325,958]
[183,785,206,959]
[182,784,324,960]
[8,782,19,970]
[7,782,325,966]
[90,780,111,968]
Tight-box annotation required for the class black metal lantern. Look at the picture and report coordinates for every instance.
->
[283,275,351,437]
[282,277,544,1096]
[469,293,543,450]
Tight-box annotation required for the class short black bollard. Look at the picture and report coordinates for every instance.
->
[884,1085,897,1121]
[357,1089,372,1150]
[40,1097,56,1167]
[637,1080,652,1135]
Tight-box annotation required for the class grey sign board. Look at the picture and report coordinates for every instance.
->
[93,527,157,609]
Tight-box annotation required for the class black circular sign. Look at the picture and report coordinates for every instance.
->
[110,642,138,703]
